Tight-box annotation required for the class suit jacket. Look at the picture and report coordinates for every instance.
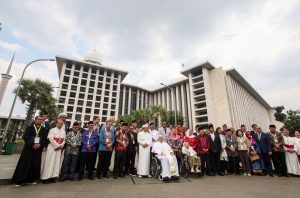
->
[158,127,170,141]
[127,131,138,152]
[207,133,222,153]
[253,132,272,154]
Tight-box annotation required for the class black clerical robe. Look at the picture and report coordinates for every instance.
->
[12,124,47,184]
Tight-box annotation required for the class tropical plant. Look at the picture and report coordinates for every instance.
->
[274,106,300,135]
[274,106,287,122]
[283,110,300,135]
[15,79,57,127]
[117,105,185,127]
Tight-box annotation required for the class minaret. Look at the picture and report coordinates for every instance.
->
[0,52,15,105]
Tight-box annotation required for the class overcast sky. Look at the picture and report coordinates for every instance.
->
[0,0,299,117]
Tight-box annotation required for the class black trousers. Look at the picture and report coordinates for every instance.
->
[96,151,113,178]
[209,152,220,174]
[125,150,136,174]
[61,154,79,179]
[220,160,228,173]
[271,151,287,176]
[78,152,96,179]
[113,151,126,176]
[261,152,273,174]
[228,156,239,174]
[199,153,209,174]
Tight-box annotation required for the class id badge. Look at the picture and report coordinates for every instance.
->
[34,137,40,144]
[106,138,109,143]
[230,145,233,148]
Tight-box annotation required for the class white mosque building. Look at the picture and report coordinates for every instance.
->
[55,50,280,131]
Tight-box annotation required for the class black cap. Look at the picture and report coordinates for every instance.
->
[121,122,128,126]
[40,111,48,116]
[87,121,94,125]
[269,125,276,128]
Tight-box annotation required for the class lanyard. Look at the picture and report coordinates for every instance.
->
[34,124,41,136]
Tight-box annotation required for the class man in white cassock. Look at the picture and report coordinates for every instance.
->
[152,135,180,181]
[41,119,66,183]
[137,124,152,178]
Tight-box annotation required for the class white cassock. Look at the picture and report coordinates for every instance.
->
[137,131,152,176]
[150,129,159,147]
[152,141,179,178]
[283,136,300,175]
[41,127,66,180]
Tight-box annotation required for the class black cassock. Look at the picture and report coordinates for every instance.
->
[12,124,47,184]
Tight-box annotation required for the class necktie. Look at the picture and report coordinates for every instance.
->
[258,133,261,140]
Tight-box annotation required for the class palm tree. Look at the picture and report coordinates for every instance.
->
[15,79,56,127]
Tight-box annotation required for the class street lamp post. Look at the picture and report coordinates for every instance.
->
[0,59,55,152]
[160,83,177,127]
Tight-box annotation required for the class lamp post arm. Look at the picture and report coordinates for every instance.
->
[0,59,55,152]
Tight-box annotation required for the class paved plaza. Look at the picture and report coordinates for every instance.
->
[0,174,299,198]
[1,154,300,198]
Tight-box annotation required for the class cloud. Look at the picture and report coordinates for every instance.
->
[0,0,299,116]
[0,57,58,117]
[0,40,24,51]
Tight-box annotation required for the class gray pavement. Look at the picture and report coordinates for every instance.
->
[0,154,19,181]
[0,175,299,198]
[1,154,300,198]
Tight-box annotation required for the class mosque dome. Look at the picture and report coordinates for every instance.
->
[83,50,102,65]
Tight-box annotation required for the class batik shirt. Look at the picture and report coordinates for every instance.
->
[65,131,82,155]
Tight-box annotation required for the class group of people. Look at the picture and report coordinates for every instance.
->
[11,112,300,187]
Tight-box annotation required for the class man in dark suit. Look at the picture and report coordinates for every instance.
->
[250,124,257,136]
[253,126,273,177]
[207,124,223,176]
[40,112,50,136]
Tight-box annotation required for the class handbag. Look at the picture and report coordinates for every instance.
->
[250,154,260,161]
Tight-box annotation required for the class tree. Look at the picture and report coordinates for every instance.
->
[283,110,300,134]
[164,111,185,126]
[15,79,57,127]
[274,106,287,122]
[117,105,185,127]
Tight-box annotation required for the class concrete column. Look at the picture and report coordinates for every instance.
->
[114,74,122,120]
[128,87,132,114]
[186,82,192,129]
[188,73,196,129]
[99,70,107,121]
[181,83,186,124]
[136,89,140,110]
[141,91,144,109]
[121,85,126,115]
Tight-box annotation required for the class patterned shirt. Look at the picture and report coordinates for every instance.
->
[65,131,82,155]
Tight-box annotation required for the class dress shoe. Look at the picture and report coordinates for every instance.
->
[269,174,274,177]
[113,175,118,179]
[162,177,170,181]
[218,172,225,176]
